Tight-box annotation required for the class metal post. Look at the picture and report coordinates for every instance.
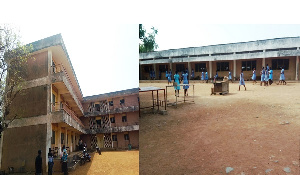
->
[157,90,159,111]
[152,91,154,110]
[164,89,166,110]
[166,86,168,107]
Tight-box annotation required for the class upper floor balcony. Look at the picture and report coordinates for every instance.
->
[51,101,86,133]
[51,64,84,115]
[86,121,139,134]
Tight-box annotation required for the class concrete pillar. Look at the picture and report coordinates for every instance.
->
[139,64,142,80]
[57,125,62,156]
[296,56,299,80]
[65,128,68,148]
[188,62,191,80]
[153,64,157,79]
[48,50,52,75]
[209,61,212,78]
[262,58,266,68]
[233,60,236,80]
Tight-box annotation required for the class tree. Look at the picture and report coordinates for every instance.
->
[0,25,33,136]
[139,24,158,53]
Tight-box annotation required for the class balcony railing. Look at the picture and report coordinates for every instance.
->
[51,102,84,128]
[86,122,139,134]
[51,64,84,112]
[85,105,139,116]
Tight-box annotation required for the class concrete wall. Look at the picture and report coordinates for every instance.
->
[1,124,47,173]
[7,85,48,120]
[26,51,48,81]
[129,131,139,148]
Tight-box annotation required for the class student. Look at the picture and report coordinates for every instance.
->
[168,69,172,85]
[279,66,286,85]
[201,70,205,82]
[61,151,68,175]
[228,70,233,83]
[165,70,168,79]
[191,69,194,80]
[48,148,54,175]
[205,70,208,83]
[252,68,256,84]
[260,67,265,86]
[182,70,189,96]
[174,71,181,97]
[214,70,218,82]
[264,67,269,86]
[266,64,270,71]
[35,150,42,175]
[239,70,246,91]
[269,67,273,85]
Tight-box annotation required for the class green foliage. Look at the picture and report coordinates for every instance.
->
[139,24,158,53]
[0,24,33,134]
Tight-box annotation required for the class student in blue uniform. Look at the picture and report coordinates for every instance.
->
[228,70,233,83]
[205,70,208,83]
[264,67,269,86]
[252,68,256,85]
[183,70,189,96]
[269,67,273,85]
[174,71,181,96]
[239,70,246,91]
[279,66,286,85]
[168,69,172,85]
[201,70,205,82]
[214,70,218,82]
[165,70,168,79]
[260,67,265,86]
[266,64,269,71]
[191,69,194,80]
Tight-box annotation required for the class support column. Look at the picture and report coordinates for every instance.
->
[188,62,191,80]
[153,64,157,79]
[57,125,62,156]
[169,62,173,73]
[296,56,299,80]
[209,61,212,79]
[233,60,236,81]
[262,58,266,68]
[65,128,68,148]
[139,64,142,80]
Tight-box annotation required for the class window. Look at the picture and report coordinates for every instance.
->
[112,135,117,141]
[216,62,229,71]
[96,119,101,127]
[51,130,55,144]
[272,59,289,70]
[95,104,100,111]
[61,133,64,144]
[124,134,129,141]
[122,115,127,122]
[176,64,185,72]
[120,99,125,105]
[52,94,56,105]
[110,117,115,123]
[159,65,168,72]
[195,63,206,72]
[109,101,113,106]
[242,60,256,71]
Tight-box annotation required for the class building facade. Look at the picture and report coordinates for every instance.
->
[140,37,300,81]
[0,34,139,173]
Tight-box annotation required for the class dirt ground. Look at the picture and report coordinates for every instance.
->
[139,80,300,175]
[69,150,139,175]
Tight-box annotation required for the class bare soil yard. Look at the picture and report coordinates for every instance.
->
[139,81,300,174]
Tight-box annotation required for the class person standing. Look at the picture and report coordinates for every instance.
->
[201,70,205,82]
[191,69,194,80]
[214,70,218,82]
[168,69,172,85]
[182,70,189,96]
[264,67,269,86]
[35,150,42,175]
[48,148,54,175]
[205,70,208,83]
[174,71,181,97]
[228,70,233,83]
[279,66,286,85]
[252,68,256,84]
[269,67,273,85]
[61,150,68,175]
[260,67,265,86]
[165,70,168,79]
[239,70,246,91]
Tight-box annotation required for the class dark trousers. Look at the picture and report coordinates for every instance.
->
[62,162,68,175]
[48,162,54,175]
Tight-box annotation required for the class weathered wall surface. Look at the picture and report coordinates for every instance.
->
[129,131,139,148]
[7,85,47,120]
[26,51,48,81]
[1,124,47,173]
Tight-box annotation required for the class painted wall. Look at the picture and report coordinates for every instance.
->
[26,51,49,81]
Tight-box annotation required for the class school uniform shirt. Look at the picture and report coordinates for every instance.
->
[228,72,232,80]
[269,70,273,80]
[205,72,208,80]
[174,74,181,90]
[252,70,256,80]
[183,73,189,89]
[261,69,265,81]
[240,73,245,85]
[280,69,285,80]
[201,72,204,80]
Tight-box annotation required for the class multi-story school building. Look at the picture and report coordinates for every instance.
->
[0,34,139,173]
[140,37,300,81]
